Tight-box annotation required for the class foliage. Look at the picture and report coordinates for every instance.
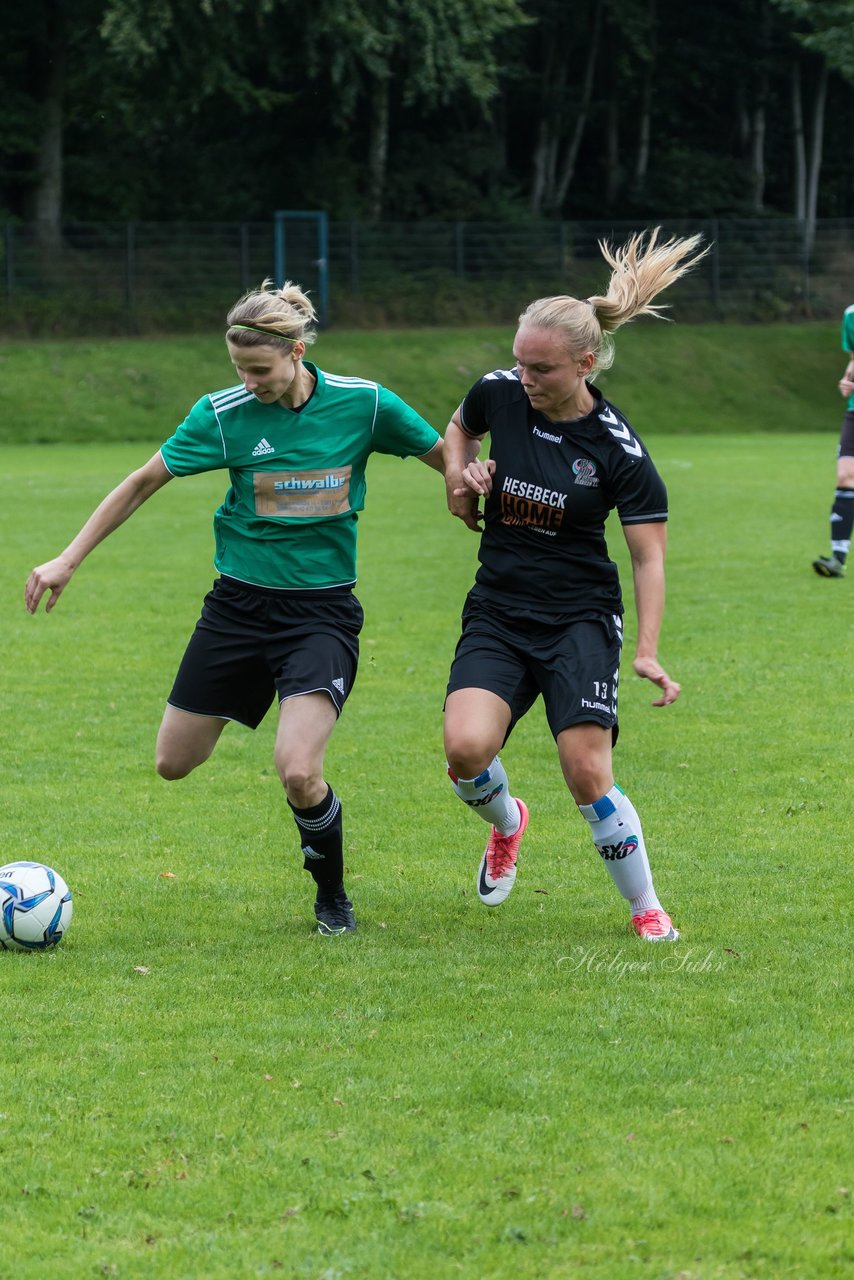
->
[304,0,527,117]
[771,0,854,82]
[99,0,288,108]
[1,0,853,224]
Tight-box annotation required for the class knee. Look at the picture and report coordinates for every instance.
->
[155,709,221,781]
[275,751,322,805]
[445,732,494,781]
[155,751,193,782]
[155,738,207,781]
[837,459,854,488]
[562,758,613,806]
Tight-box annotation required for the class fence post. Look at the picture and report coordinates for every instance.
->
[799,218,811,311]
[5,225,13,297]
[455,222,466,278]
[349,221,360,294]
[273,210,287,286]
[126,223,137,332]
[239,223,250,291]
[709,219,720,308]
[272,209,328,324]
[317,211,329,328]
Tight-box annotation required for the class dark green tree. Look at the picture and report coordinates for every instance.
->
[771,0,854,242]
[304,0,528,219]
[2,0,853,230]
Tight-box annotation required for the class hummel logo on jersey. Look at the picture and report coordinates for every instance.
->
[533,425,562,444]
[332,677,345,694]
[252,438,275,456]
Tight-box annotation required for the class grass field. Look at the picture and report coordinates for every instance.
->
[0,319,844,445]
[1,390,851,1278]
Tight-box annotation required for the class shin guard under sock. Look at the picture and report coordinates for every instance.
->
[288,786,344,895]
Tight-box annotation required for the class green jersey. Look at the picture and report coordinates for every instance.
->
[160,362,439,589]
[843,305,854,410]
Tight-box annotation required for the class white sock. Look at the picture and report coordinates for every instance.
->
[448,756,520,833]
[578,784,661,915]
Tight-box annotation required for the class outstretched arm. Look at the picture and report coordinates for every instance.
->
[444,411,492,532]
[25,450,174,614]
[417,438,445,473]
[622,521,681,707]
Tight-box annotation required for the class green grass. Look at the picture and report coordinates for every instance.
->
[0,319,844,444]
[0,427,850,1278]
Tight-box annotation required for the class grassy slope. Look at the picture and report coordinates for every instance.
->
[0,320,844,445]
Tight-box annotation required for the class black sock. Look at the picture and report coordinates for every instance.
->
[830,488,854,564]
[288,787,344,896]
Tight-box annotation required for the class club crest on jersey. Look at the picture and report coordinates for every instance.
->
[572,458,599,487]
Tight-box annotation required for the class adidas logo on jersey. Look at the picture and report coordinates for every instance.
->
[252,438,275,456]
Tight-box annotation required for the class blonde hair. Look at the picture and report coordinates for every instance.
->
[518,227,708,376]
[226,278,318,348]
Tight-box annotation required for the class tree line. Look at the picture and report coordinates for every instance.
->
[3,0,853,249]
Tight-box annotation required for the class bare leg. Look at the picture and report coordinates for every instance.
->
[274,692,339,807]
[155,705,228,780]
[444,687,511,779]
[556,722,614,804]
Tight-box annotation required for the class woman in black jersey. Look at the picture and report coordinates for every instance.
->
[443,229,707,942]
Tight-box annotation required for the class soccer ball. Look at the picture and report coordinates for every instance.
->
[0,861,73,951]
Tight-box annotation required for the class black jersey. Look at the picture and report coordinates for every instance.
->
[459,370,668,618]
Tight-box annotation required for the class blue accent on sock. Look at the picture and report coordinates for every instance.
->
[591,793,618,819]
[473,769,492,787]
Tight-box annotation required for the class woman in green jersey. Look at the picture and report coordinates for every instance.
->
[25,280,444,937]
[811,303,854,578]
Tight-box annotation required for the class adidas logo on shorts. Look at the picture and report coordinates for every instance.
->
[332,678,345,694]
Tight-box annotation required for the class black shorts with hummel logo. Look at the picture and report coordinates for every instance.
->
[168,576,363,729]
[446,590,622,744]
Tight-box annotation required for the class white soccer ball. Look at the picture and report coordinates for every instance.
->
[0,861,73,951]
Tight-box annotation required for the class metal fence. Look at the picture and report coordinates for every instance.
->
[2,216,852,335]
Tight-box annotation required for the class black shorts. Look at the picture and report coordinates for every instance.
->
[168,577,363,729]
[839,409,854,458]
[446,593,623,743]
